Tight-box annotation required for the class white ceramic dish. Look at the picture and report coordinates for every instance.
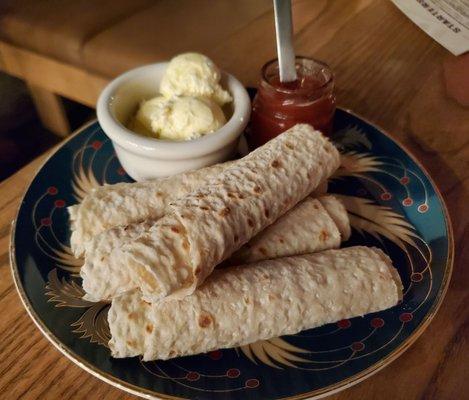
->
[97,63,251,180]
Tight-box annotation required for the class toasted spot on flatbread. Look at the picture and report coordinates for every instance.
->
[219,207,231,217]
[198,313,213,328]
[271,160,281,168]
[320,230,329,241]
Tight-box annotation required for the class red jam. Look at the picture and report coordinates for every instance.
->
[248,57,336,148]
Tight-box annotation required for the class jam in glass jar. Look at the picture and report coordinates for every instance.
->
[248,57,336,148]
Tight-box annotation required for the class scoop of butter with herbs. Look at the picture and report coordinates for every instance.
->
[129,95,226,141]
[128,53,231,141]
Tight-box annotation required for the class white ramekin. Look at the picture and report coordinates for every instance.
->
[97,63,251,180]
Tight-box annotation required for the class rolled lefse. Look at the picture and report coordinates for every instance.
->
[68,161,234,257]
[82,124,341,302]
[108,246,403,361]
[69,164,329,259]
[227,195,345,265]
[81,194,349,301]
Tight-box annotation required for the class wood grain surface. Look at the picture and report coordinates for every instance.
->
[0,1,468,399]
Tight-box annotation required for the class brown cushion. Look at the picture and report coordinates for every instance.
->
[0,0,154,66]
[82,0,272,77]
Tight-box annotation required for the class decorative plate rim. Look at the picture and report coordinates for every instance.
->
[9,111,454,400]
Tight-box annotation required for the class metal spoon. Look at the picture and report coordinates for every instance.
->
[273,0,297,82]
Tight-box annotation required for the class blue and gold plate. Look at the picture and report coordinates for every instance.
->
[10,109,453,399]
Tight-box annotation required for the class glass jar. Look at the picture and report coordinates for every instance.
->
[248,57,336,148]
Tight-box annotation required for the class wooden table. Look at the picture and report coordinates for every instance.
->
[0,1,467,399]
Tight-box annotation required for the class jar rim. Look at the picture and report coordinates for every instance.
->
[260,56,334,94]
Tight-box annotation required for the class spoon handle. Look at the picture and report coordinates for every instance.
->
[273,0,297,82]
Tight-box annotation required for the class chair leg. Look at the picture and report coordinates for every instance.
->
[27,83,71,137]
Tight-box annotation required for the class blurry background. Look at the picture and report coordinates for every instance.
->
[0,72,93,180]
[0,0,277,181]
[0,0,466,183]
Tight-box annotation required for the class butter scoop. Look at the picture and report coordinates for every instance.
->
[160,53,232,106]
[129,95,226,141]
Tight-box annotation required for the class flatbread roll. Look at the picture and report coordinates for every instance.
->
[227,195,343,265]
[81,195,348,301]
[70,166,329,258]
[108,246,402,360]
